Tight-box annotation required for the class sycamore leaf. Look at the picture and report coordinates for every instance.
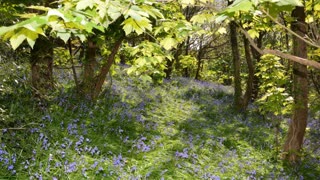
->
[247,29,259,38]
[140,5,164,19]
[10,33,26,50]
[140,74,153,83]
[136,57,147,67]
[126,9,143,21]
[57,31,71,43]
[180,0,196,8]
[108,4,122,21]
[226,0,254,13]
[122,17,152,35]
[191,13,213,24]
[315,4,320,11]
[47,9,66,21]
[78,34,87,42]
[160,37,178,50]
[217,27,227,34]
[27,5,51,11]
[26,37,36,48]
[270,0,303,7]
[76,0,95,10]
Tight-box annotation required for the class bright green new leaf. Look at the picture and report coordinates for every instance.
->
[247,29,259,38]
[160,37,178,50]
[122,17,152,35]
[57,31,71,43]
[126,9,143,21]
[8,28,39,49]
[269,0,303,7]
[226,0,254,13]
[27,5,51,12]
[26,37,36,48]
[47,9,67,21]
[180,0,196,8]
[10,33,26,50]
[217,27,227,34]
[191,14,213,24]
[76,0,95,10]
[108,4,122,21]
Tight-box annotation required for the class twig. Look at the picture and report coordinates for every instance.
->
[0,122,39,131]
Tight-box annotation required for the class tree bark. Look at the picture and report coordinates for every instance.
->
[229,19,243,112]
[283,6,308,163]
[184,36,190,77]
[195,36,203,80]
[165,58,175,79]
[243,35,254,109]
[92,37,123,99]
[31,37,54,98]
[80,38,97,99]
[251,33,263,100]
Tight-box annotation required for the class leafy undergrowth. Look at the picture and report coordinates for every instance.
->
[0,66,320,179]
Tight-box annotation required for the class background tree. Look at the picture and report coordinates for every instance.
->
[283,5,309,162]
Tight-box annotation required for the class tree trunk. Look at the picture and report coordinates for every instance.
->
[195,36,203,80]
[92,37,123,99]
[184,36,190,77]
[165,58,175,79]
[251,33,263,100]
[31,37,54,98]
[283,6,308,163]
[80,39,97,99]
[229,19,243,111]
[243,35,254,109]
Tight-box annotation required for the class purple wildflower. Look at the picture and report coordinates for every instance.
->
[113,154,125,167]
[91,161,99,168]
[175,148,189,158]
[8,164,14,170]
[65,162,77,173]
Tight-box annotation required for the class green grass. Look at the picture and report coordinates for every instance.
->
[0,65,319,179]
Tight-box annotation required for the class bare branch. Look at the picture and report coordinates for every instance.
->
[261,9,320,49]
[239,27,320,69]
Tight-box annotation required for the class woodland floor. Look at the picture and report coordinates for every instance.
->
[0,66,320,179]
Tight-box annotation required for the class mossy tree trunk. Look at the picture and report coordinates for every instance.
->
[195,36,204,80]
[79,37,123,100]
[283,6,308,163]
[243,35,254,109]
[31,37,54,98]
[80,38,97,99]
[251,33,264,100]
[228,9,243,112]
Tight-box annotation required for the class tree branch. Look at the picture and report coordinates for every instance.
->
[261,9,320,49]
[239,27,320,69]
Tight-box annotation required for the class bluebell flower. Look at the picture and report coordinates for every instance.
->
[82,167,87,177]
[55,161,62,167]
[113,154,125,167]
[90,146,99,155]
[130,166,137,172]
[91,161,98,168]
[2,129,8,133]
[65,162,77,173]
[175,148,189,158]
[8,164,14,170]
[61,151,65,158]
